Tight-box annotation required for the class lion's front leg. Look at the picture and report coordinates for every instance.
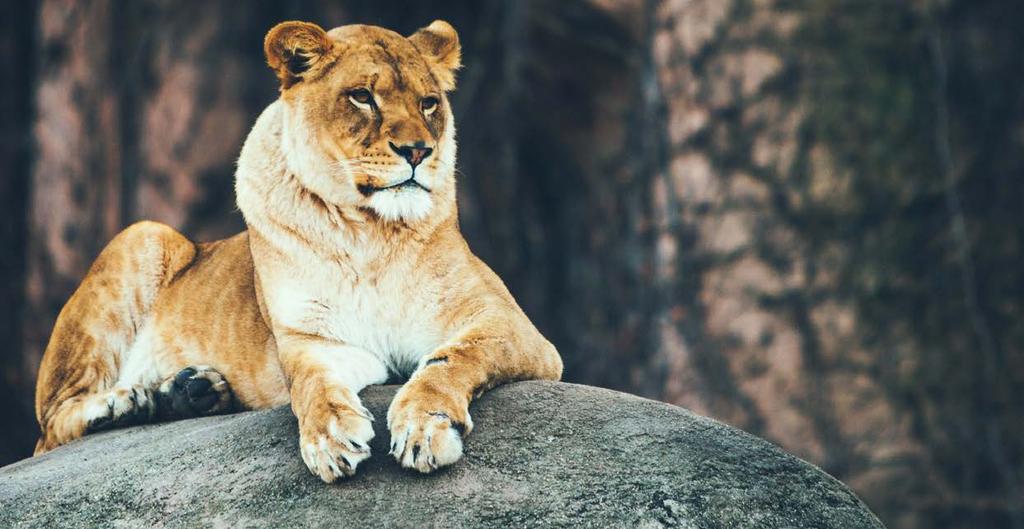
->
[387,368,473,474]
[278,335,388,483]
[388,326,562,473]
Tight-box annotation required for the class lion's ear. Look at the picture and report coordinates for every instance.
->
[409,20,461,92]
[264,21,334,89]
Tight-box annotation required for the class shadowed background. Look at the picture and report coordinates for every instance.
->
[1,1,1022,528]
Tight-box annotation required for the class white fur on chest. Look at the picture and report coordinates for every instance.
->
[275,257,445,377]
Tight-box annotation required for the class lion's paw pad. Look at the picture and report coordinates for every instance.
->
[165,365,233,417]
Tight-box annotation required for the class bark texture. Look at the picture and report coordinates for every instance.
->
[3,2,1022,528]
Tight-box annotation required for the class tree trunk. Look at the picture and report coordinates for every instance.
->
[0,0,37,464]
[635,1,1024,528]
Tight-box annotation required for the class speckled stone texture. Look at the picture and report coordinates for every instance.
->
[0,381,883,528]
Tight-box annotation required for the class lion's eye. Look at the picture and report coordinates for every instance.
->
[421,96,439,115]
[349,89,374,107]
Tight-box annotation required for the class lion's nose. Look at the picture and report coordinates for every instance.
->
[389,141,433,168]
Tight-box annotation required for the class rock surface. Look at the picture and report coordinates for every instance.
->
[0,382,882,528]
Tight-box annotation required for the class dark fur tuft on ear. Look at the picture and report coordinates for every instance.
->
[264,21,334,89]
[409,20,461,92]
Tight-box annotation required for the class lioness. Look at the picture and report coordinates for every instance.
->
[33,20,562,482]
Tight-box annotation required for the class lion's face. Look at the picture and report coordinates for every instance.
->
[265,21,461,222]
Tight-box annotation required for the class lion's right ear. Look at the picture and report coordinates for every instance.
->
[409,20,461,92]
[264,21,334,89]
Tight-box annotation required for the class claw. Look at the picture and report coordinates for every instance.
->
[348,438,370,453]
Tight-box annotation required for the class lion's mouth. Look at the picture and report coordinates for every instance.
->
[357,176,431,196]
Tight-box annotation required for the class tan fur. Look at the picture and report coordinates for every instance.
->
[33,20,561,481]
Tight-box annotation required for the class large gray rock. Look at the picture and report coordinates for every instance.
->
[0,382,882,528]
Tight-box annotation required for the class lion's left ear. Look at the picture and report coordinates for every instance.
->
[264,21,335,90]
[409,20,461,92]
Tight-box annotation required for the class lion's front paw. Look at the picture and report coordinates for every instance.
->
[387,393,472,474]
[298,398,374,483]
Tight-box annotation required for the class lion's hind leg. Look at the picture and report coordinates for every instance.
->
[35,383,159,452]
[34,221,198,454]
[38,367,235,453]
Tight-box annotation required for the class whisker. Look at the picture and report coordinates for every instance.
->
[332,159,361,171]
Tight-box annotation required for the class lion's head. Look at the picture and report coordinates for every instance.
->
[263,20,461,222]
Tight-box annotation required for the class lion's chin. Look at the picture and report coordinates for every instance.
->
[365,187,434,222]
